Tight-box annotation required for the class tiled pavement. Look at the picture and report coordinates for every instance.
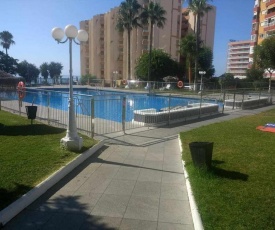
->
[3,105,275,230]
[4,138,193,230]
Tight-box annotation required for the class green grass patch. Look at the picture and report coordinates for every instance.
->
[0,110,97,211]
[180,109,275,229]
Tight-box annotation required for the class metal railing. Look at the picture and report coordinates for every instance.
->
[0,87,274,137]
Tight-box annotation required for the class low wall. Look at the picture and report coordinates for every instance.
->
[134,103,219,124]
[225,97,269,109]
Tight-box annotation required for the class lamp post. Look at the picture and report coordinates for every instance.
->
[199,71,206,92]
[51,25,88,151]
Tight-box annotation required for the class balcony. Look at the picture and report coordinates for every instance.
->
[264,21,275,31]
[227,65,249,69]
[229,51,250,55]
[228,60,249,64]
[230,45,250,49]
[265,10,275,19]
[142,31,149,36]
[266,0,275,7]
[253,6,260,12]
[251,29,258,35]
[142,39,148,45]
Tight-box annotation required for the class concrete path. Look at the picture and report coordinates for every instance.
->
[3,105,275,230]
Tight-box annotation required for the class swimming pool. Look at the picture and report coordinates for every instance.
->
[13,88,220,122]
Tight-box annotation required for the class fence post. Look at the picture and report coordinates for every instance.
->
[241,91,245,110]
[199,91,203,118]
[233,92,236,110]
[222,91,226,113]
[122,96,126,134]
[47,92,50,124]
[0,100,1,111]
[75,97,78,118]
[91,98,95,138]
[19,98,22,115]
[258,89,261,107]
[168,94,171,125]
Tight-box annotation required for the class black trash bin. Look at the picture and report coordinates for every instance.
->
[189,142,213,169]
[25,106,37,120]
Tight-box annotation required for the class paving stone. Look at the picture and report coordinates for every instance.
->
[160,183,188,200]
[142,160,163,170]
[120,218,157,230]
[104,179,136,195]
[91,194,130,218]
[80,215,122,230]
[114,166,141,180]
[124,196,159,221]
[132,181,161,198]
[157,222,194,230]
[40,212,87,230]
[138,168,162,182]
[162,171,185,184]
[158,199,193,224]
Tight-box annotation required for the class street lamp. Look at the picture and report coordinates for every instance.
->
[199,71,206,91]
[51,25,88,151]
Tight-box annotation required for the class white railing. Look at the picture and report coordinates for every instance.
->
[1,88,273,136]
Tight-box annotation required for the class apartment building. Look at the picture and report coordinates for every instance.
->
[250,0,275,78]
[226,40,250,79]
[182,5,216,50]
[80,0,183,83]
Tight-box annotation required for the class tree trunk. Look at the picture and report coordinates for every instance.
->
[127,29,131,80]
[148,21,153,83]
[188,60,192,85]
[194,14,199,91]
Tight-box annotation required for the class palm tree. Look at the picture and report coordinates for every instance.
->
[116,0,141,80]
[140,1,166,85]
[180,33,196,86]
[187,0,212,90]
[0,31,15,55]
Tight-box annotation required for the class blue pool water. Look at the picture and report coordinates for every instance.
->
[13,88,219,122]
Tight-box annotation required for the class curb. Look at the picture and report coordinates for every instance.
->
[178,135,204,230]
[0,141,105,226]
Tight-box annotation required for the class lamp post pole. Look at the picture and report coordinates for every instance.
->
[52,25,88,151]
[199,71,206,92]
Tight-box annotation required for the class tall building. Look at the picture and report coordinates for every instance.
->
[250,0,275,78]
[80,0,183,83]
[182,5,216,50]
[226,40,250,79]
[180,5,216,81]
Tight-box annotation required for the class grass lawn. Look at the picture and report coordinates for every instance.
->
[180,109,275,229]
[0,110,97,211]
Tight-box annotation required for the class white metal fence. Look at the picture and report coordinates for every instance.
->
[0,88,273,137]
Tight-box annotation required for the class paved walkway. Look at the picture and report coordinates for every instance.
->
[4,105,275,230]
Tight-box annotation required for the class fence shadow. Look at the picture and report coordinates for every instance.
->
[0,124,65,136]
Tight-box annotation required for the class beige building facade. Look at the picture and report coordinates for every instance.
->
[80,0,183,83]
[80,0,216,83]
[181,5,216,50]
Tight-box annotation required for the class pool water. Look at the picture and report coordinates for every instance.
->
[18,88,218,122]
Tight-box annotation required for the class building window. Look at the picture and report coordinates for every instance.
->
[251,34,257,41]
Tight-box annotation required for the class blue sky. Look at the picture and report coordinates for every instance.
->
[0,0,254,78]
